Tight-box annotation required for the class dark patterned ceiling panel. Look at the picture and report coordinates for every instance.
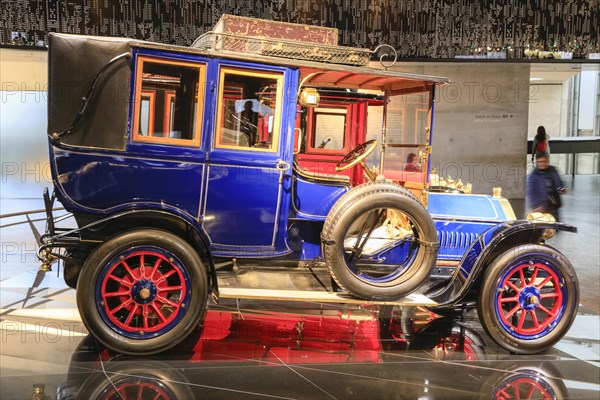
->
[1,0,598,59]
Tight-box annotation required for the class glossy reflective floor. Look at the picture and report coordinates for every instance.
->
[1,293,599,399]
[1,176,599,400]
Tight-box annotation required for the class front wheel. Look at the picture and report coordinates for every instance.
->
[77,229,208,355]
[477,244,578,354]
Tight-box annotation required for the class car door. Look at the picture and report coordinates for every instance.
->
[202,63,298,258]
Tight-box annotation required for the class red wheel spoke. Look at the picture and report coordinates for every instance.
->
[139,254,146,279]
[142,304,149,329]
[506,281,520,292]
[124,304,139,326]
[519,268,526,287]
[104,290,130,298]
[152,393,162,400]
[501,296,519,303]
[109,298,134,315]
[505,304,521,319]
[536,275,553,289]
[108,275,133,288]
[157,285,183,291]
[156,295,178,308]
[121,260,136,279]
[512,381,521,400]
[538,304,554,316]
[149,258,162,280]
[525,384,536,400]
[155,269,176,284]
[528,266,539,285]
[540,292,559,299]
[150,303,167,322]
[137,383,143,400]
[530,310,540,329]
[517,310,526,330]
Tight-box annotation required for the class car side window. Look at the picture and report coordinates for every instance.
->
[310,106,348,152]
[215,67,283,152]
[132,56,205,147]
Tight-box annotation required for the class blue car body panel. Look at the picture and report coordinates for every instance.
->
[292,176,350,221]
[428,193,507,222]
[52,147,204,215]
[428,192,509,261]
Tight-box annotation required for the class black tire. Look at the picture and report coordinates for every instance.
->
[322,182,438,300]
[77,229,208,355]
[477,244,578,354]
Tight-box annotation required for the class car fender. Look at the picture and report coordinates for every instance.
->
[436,220,577,306]
[77,207,218,294]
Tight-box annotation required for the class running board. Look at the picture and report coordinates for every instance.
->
[218,287,438,306]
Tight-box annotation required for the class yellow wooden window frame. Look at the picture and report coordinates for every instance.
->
[215,67,284,153]
[132,56,205,147]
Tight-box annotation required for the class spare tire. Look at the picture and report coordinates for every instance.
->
[322,182,438,300]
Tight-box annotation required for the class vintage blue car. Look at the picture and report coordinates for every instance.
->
[39,19,579,356]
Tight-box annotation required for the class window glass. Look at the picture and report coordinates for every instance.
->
[133,56,204,146]
[216,68,283,151]
[311,107,347,150]
[139,93,153,136]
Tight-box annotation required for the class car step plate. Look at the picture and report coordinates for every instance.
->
[218,287,438,306]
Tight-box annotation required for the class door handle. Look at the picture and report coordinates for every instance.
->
[276,160,291,171]
[276,160,291,184]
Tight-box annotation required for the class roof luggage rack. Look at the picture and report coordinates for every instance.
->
[191,31,372,66]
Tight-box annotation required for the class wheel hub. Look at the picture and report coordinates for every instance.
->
[132,280,157,304]
[519,286,541,311]
[139,288,151,300]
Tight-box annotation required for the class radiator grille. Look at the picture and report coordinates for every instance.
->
[437,231,479,249]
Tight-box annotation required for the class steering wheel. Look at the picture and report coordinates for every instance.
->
[336,140,378,172]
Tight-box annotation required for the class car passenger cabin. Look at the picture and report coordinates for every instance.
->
[47,27,447,260]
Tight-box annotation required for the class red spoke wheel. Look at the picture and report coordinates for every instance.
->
[494,376,554,399]
[477,244,578,354]
[77,229,208,355]
[98,248,190,337]
[480,363,568,400]
[77,360,194,400]
[101,379,173,400]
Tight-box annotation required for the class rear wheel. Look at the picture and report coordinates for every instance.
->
[77,229,208,355]
[477,244,578,354]
[322,183,438,300]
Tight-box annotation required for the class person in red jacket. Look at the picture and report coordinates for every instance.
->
[531,125,550,162]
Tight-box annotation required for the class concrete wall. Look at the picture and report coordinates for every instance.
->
[0,48,48,90]
[528,83,567,138]
[392,62,531,201]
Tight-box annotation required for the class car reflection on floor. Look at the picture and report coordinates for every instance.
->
[56,304,577,400]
